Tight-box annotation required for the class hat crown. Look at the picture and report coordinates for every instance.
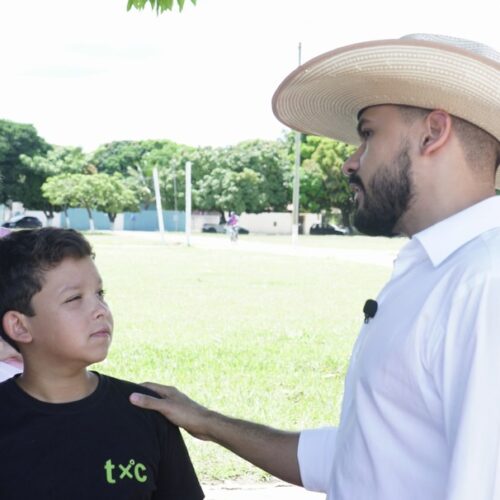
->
[401,33,500,64]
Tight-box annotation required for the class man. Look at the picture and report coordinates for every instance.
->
[131,34,500,499]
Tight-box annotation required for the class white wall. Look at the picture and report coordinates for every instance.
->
[192,212,220,232]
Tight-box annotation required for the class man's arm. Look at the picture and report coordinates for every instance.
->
[130,383,302,486]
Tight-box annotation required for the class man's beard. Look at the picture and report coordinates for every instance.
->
[350,144,415,237]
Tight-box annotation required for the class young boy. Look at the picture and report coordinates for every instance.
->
[0,227,204,499]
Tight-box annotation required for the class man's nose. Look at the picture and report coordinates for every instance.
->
[342,146,363,176]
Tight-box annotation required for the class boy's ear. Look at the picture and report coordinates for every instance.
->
[2,311,33,345]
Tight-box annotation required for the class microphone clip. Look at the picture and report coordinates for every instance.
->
[363,299,378,323]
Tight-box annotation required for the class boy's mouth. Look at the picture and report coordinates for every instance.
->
[90,328,112,339]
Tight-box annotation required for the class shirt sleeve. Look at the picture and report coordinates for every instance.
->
[429,273,500,500]
[153,420,204,500]
[298,427,338,493]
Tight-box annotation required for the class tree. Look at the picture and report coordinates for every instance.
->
[192,142,291,221]
[41,174,82,228]
[300,136,356,229]
[20,146,90,223]
[42,173,141,230]
[127,0,197,14]
[90,140,157,176]
[140,142,195,210]
[0,119,50,206]
[93,173,141,228]
[229,140,292,212]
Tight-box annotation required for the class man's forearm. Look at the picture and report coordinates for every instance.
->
[205,410,302,486]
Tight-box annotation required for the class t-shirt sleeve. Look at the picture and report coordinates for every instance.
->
[298,426,337,493]
[153,420,204,500]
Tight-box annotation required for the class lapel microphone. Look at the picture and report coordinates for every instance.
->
[363,299,378,323]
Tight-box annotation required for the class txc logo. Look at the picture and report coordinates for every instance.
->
[104,459,148,484]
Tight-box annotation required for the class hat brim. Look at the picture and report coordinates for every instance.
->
[272,38,500,188]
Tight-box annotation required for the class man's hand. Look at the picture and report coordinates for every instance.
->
[130,382,302,486]
[129,383,213,440]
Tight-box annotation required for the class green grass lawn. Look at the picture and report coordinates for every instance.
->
[89,232,402,481]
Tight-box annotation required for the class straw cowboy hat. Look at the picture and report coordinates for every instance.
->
[272,33,500,188]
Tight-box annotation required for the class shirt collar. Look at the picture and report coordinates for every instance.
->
[413,196,500,267]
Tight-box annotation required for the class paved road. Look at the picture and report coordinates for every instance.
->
[119,230,399,268]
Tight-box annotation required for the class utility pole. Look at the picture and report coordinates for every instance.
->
[292,42,302,245]
[185,161,192,247]
[153,166,165,242]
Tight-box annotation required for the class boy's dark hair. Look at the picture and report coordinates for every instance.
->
[0,227,93,350]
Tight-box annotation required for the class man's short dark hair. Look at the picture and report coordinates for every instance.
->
[0,227,93,350]
[398,105,500,177]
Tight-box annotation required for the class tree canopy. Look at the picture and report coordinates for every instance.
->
[299,135,356,228]
[127,0,197,14]
[0,119,50,206]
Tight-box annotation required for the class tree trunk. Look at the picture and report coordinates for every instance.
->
[63,207,70,228]
[108,213,116,231]
[86,207,95,232]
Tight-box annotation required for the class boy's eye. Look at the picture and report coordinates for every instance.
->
[64,295,81,304]
[97,289,106,299]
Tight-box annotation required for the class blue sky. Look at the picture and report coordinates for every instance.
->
[0,0,498,152]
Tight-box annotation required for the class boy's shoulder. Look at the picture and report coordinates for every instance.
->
[100,373,161,399]
[98,373,171,425]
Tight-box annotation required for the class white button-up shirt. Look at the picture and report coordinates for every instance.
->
[298,196,500,500]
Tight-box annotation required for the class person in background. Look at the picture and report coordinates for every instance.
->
[0,338,23,382]
[0,227,23,382]
[226,211,239,241]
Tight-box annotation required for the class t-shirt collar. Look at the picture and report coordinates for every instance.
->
[413,196,500,267]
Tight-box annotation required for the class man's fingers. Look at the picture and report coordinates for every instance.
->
[129,392,166,413]
[140,381,175,398]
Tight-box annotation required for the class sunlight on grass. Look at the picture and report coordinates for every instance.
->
[88,232,395,481]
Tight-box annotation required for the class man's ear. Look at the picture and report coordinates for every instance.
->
[420,110,452,155]
[2,311,33,346]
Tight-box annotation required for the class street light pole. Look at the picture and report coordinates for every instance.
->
[291,42,302,245]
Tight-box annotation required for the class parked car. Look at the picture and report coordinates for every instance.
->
[2,215,42,229]
[202,223,249,234]
[309,223,347,235]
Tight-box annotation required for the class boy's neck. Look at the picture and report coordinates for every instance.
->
[16,367,99,403]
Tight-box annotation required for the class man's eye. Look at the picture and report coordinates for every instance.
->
[97,289,106,299]
[360,129,372,139]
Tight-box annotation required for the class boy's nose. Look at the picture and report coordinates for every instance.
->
[93,300,110,319]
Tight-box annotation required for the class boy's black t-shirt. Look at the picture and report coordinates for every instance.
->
[0,373,204,500]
